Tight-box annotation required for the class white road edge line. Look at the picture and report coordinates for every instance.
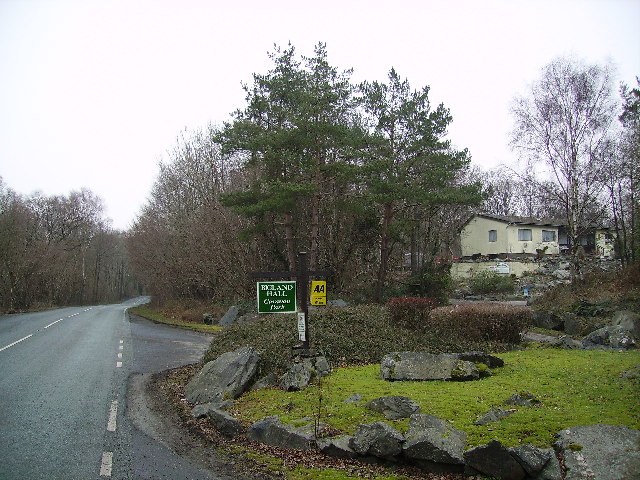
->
[107,400,118,432]
[44,318,64,329]
[99,451,113,477]
[0,334,33,352]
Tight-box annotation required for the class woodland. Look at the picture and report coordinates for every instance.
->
[1,44,638,311]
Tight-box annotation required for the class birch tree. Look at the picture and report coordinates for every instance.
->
[510,56,617,270]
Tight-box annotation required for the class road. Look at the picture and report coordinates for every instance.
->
[0,298,229,480]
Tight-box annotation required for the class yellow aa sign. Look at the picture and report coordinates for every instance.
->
[310,281,327,306]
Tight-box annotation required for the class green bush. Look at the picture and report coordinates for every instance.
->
[386,297,437,330]
[469,270,515,295]
[203,304,517,375]
[429,303,531,344]
[405,266,453,303]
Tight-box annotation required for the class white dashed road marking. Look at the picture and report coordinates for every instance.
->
[44,318,64,329]
[106,400,118,432]
[0,334,33,352]
[99,452,113,477]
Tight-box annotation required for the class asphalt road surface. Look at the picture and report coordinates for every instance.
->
[0,298,227,480]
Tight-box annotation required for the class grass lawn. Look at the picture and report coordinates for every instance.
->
[129,305,222,334]
[231,347,640,449]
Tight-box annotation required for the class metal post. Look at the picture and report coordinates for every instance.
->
[297,252,310,350]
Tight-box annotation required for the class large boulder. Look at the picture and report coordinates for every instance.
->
[551,335,584,350]
[365,396,420,420]
[533,311,564,331]
[185,346,260,404]
[457,351,504,368]
[611,310,640,339]
[582,325,636,350]
[247,416,316,450]
[206,408,244,438]
[508,445,553,478]
[464,440,526,480]
[381,352,480,381]
[554,425,640,480]
[349,422,404,459]
[317,435,358,459]
[403,414,466,465]
[219,305,240,326]
[279,355,330,392]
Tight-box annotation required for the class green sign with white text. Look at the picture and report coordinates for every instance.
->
[257,281,297,313]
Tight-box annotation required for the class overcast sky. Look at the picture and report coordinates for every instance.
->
[1,0,639,230]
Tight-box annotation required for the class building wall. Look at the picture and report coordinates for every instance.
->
[460,216,560,257]
[505,225,560,255]
[460,217,510,257]
[451,261,539,279]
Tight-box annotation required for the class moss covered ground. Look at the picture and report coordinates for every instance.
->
[231,348,640,449]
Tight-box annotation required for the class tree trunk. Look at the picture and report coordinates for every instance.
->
[283,213,297,271]
[375,202,393,302]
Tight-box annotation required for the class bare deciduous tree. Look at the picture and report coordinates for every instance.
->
[511,56,617,270]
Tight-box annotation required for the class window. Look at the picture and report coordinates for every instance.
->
[488,230,497,242]
[542,230,556,242]
[518,228,532,241]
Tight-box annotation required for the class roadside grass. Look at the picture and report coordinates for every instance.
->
[129,305,222,334]
[231,348,640,449]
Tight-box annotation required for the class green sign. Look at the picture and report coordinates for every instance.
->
[257,281,297,313]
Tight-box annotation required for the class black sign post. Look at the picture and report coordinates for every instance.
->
[251,251,330,352]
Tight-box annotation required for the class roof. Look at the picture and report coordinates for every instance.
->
[462,213,614,231]
[472,213,565,227]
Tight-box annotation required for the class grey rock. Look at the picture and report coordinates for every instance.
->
[554,424,640,480]
[365,396,420,420]
[620,364,640,380]
[317,435,358,459]
[508,444,551,476]
[474,407,516,426]
[505,392,541,407]
[551,335,584,350]
[611,310,640,339]
[533,311,564,330]
[344,393,362,403]
[552,269,572,280]
[206,408,244,437]
[280,355,331,392]
[457,351,504,368]
[185,346,260,404]
[381,352,480,382]
[280,363,312,392]
[582,325,636,350]
[251,372,278,390]
[532,451,562,480]
[190,400,232,418]
[349,422,404,458]
[219,305,240,326]
[247,416,316,450]
[464,440,526,480]
[403,414,466,465]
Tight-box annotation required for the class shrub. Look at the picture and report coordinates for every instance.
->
[203,304,515,375]
[386,297,437,330]
[429,303,532,344]
[469,270,515,295]
[405,265,453,303]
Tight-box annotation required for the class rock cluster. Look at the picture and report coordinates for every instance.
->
[380,351,503,382]
[186,347,640,478]
[532,309,639,350]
